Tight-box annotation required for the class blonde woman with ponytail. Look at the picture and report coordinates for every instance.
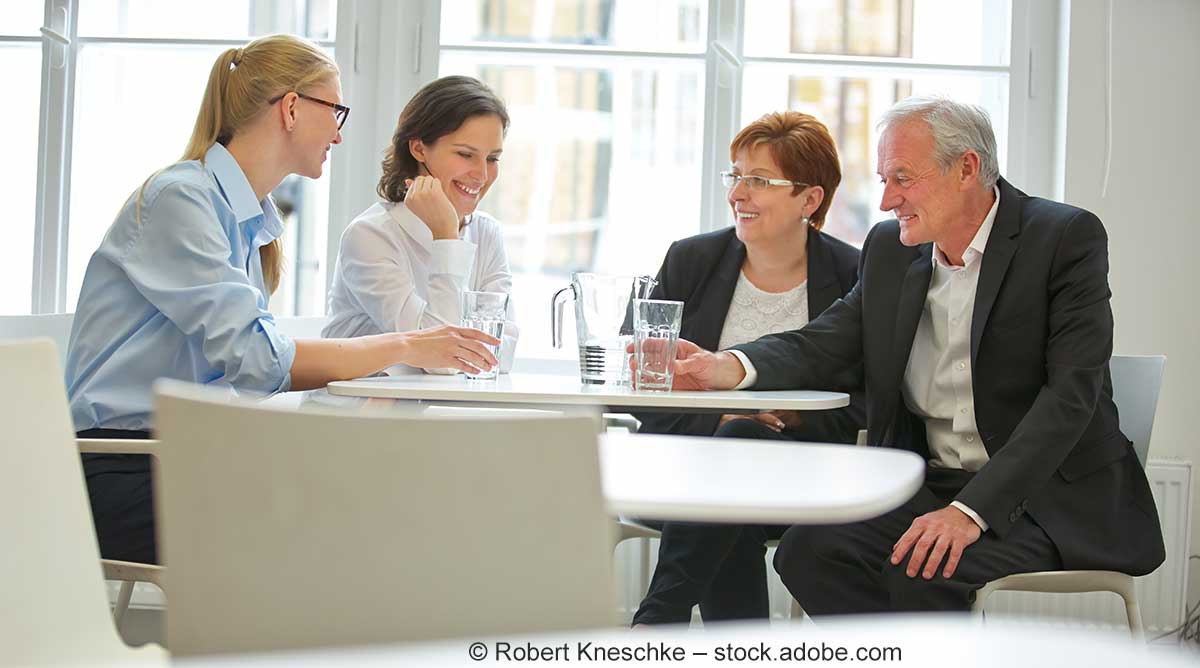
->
[64,35,498,565]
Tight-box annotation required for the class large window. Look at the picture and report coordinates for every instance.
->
[22,0,336,317]
[427,0,1017,357]
[17,1,1044,365]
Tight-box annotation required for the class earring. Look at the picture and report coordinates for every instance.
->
[802,216,811,226]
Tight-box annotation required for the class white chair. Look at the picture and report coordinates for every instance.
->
[971,354,1167,639]
[0,339,166,665]
[152,380,616,656]
[0,315,166,632]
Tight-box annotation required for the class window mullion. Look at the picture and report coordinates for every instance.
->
[32,0,77,314]
[699,0,744,234]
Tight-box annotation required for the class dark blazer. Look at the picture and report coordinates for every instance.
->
[636,224,865,442]
[733,178,1165,575]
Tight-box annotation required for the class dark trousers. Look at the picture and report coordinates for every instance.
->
[632,418,797,625]
[79,428,157,565]
[773,466,1062,614]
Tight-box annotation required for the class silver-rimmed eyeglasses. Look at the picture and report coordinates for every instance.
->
[720,171,808,191]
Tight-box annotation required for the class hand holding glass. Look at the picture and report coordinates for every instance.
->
[633,299,684,391]
[461,291,508,379]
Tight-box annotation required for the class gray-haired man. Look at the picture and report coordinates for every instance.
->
[666,97,1164,612]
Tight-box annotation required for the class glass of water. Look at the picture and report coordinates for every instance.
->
[633,299,684,392]
[461,290,508,380]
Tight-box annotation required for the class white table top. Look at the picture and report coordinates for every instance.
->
[600,432,924,524]
[326,372,848,413]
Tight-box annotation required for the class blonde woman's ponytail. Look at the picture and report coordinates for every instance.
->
[183,47,240,161]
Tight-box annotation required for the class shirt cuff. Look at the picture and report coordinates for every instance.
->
[951,501,989,532]
[726,350,757,390]
[430,239,476,277]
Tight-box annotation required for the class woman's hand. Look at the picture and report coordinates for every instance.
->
[396,325,499,374]
[404,176,460,240]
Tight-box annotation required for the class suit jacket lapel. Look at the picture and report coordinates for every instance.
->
[687,234,745,351]
[805,226,843,315]
[892,245,934,390]
[970,179,1023,367]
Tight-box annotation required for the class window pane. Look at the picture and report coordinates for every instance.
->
[440,0,707,53]
[0,44,40,314]
[79,0,336,40]
[0,4,43,35]
[741,66,1008,246]
[440,53,705,356]
[67,44,332,315]
[744,0,1010,66]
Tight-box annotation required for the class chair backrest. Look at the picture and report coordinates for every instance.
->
[0,339,148,664]
[0,314,75,365]
[1109,354,1167,467]
[154,381,615,656]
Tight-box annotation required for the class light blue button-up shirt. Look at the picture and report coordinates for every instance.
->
[65,143,296,431]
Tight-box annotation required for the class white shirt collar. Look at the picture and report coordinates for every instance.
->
[932,185,1001,269]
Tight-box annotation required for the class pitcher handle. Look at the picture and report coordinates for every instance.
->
[550,285,574,348]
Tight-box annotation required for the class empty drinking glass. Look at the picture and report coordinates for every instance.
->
[461,291,509,380]
[633,299,684,392]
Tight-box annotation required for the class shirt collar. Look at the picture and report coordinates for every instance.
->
[204,143,283,244]
[932,185,1001,269]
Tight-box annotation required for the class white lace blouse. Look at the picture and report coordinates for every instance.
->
[716,271,809,350]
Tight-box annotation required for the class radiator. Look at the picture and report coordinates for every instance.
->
[614,460,1193,630]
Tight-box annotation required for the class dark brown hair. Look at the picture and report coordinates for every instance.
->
[729,111,842,229]
[377,75,510,203]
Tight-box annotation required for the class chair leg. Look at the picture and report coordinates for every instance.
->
[638,538,652,595]
[1115,587,1145,641]
[113,580,135,630]
[789,597,804,621]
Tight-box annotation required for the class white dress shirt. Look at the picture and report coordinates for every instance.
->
[323,200,518,374]
[730,187,1001,531]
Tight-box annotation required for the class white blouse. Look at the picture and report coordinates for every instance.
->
[717,271,809,350]
[323,200,518,374]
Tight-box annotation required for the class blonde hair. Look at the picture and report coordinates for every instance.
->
[136,34,338,294]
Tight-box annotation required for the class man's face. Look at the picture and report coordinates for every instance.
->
[876,119,971,247]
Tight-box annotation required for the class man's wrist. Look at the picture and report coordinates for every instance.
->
[718,350,748,389]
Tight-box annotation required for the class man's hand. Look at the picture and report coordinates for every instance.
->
[403,176,460,240]
[890,505,982,579]
[717,410,803,433]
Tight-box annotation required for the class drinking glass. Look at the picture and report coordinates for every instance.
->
[461,291,508,380]
[632,299,683,392]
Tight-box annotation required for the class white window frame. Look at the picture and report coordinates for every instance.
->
[26,0,343,315]
[331,0,1059,266]
[22,0,1061,315]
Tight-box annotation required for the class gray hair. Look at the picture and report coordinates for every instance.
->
[878,96,999,188]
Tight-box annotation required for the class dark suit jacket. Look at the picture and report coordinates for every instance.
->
[733,178,1165,575]
[636,225,865,442]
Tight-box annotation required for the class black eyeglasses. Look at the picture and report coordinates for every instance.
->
[270,92,350,130]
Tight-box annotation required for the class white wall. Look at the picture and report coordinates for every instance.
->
[1057,0,1200,601]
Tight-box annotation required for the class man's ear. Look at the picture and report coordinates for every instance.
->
[959,150,981,188]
